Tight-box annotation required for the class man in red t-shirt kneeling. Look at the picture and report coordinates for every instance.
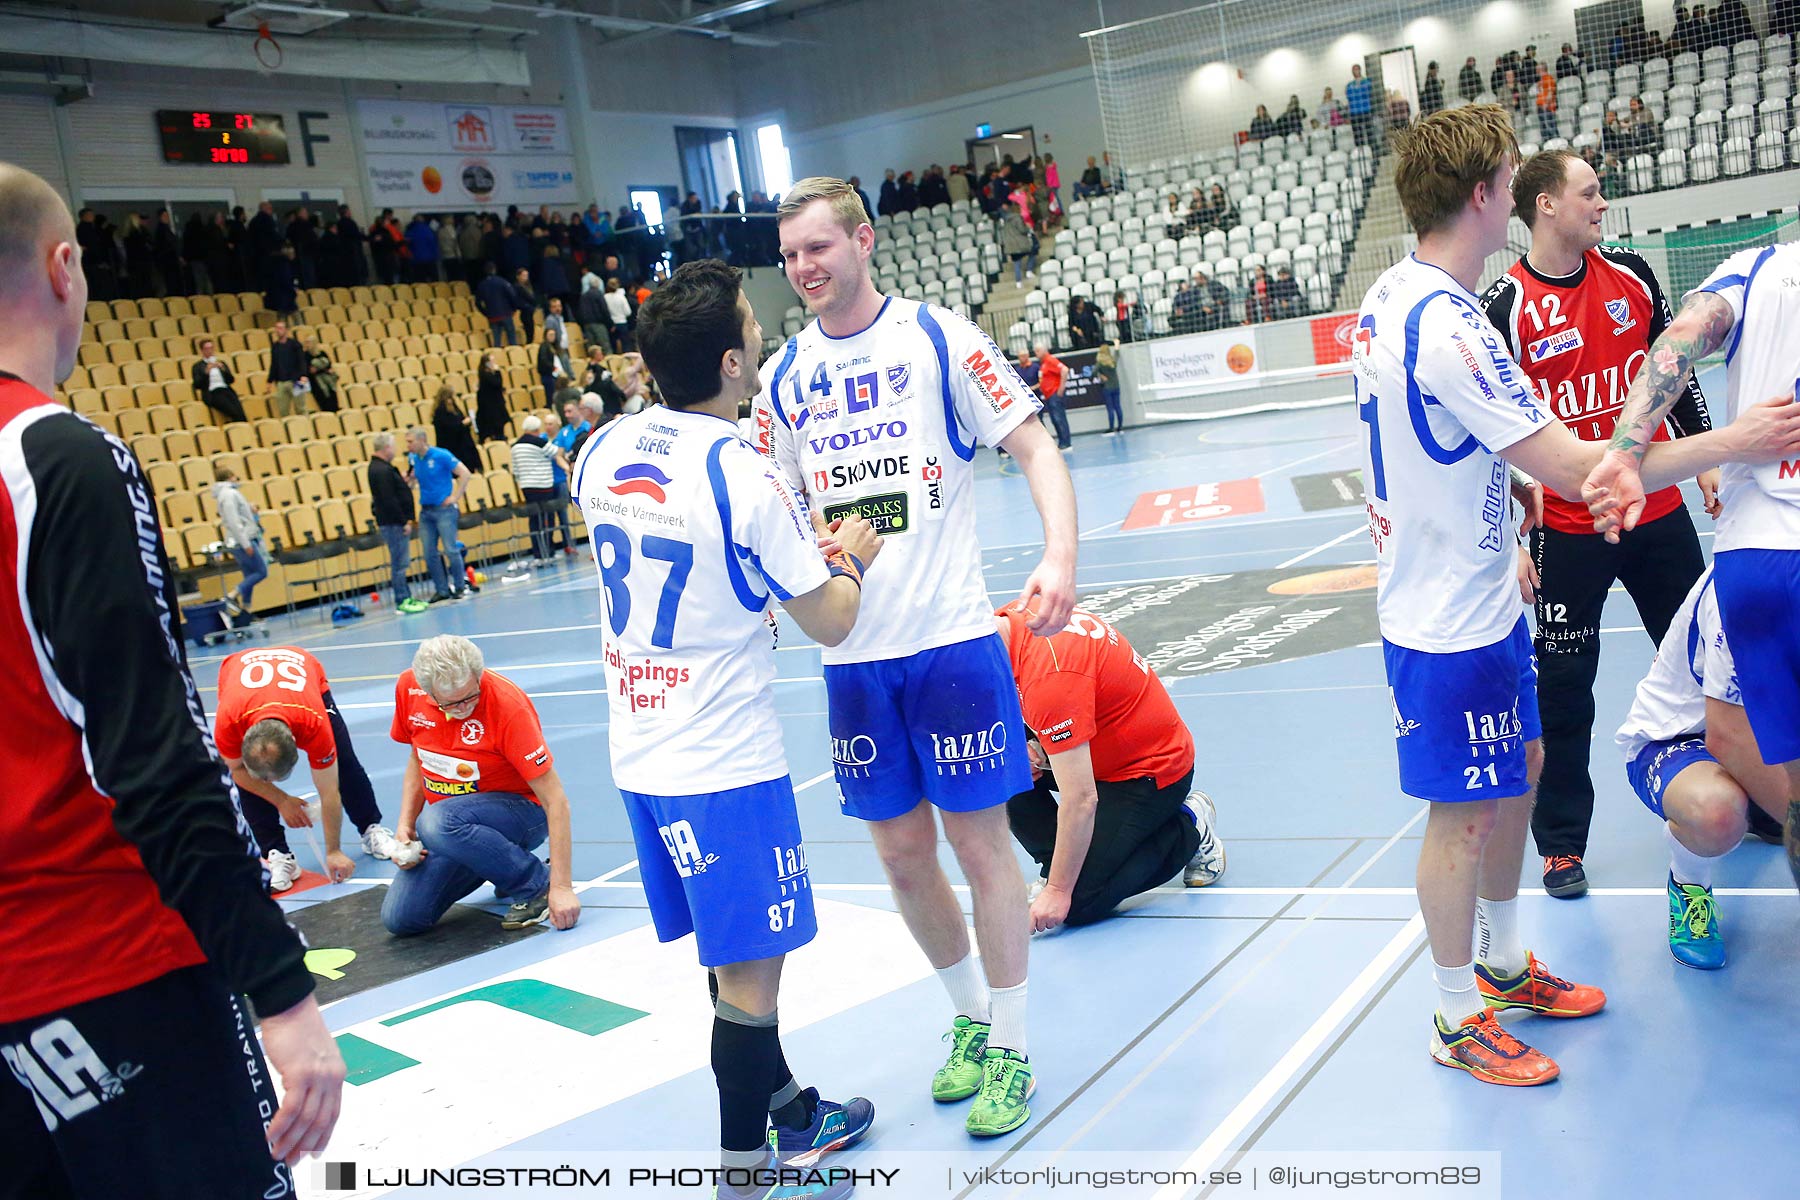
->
[995,604,1226,933]
[385,634,580,935]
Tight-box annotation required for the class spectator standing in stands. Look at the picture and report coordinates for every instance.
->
[368,432,426,613]
[267,320,308,418]
[437,216,459,283]
[191,337,246,424]
[209,210,238,292]
[897,171,919,213]
[538,245,572,313]
[1000,204,1038,286]
[1112,289,1140,343]
[1420,63,1444,117]
[1555,43,1583,80]
[432,384,482,475]
[877,169,899,218]
[848,175,875,223]
[1194,268,1230,330]
[476,263,519,347]
[183,212,210,294]
[920,165,951,209]
[406,426,470,604]
[604,276,634,350]
[509,414,558,563]
[1042,155,1062,214]
[1387,90,1413,134]
[1535,68,1559,141]
[577,274,611,353]
[1459,56,1483,103]
[541,404,577,556]
[513,267,540,344]
[457,215,483,280]
[384,635,579,936]
[1035,342,1072,451]
[1278,95,1307,137]
[302,333,337,413]
[1249,104,1276,141]
[405,214,438,283]
[1095,341,1122,434]
[0,163,344,1192]
[1316,86,1346,129]
[1520,45,1540,91]
[948,166,972,205]
[153,209,184,296]
[1490,55,1509,95]
[246,200,282,292]
[536,325,571,407]
[1270,266,1304,320]
[1069,296,1101,349]
[264,244,299,320]
[1713,0,1755,46]
[474,349,509,443]
[1246,264,1274,323]
[212,464,266,619]
[286,206,319,291]
[1345,63,1375,147]
[369,209,402,286]
[336,205,367,285]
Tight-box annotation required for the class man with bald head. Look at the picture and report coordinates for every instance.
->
[0,164,344,1196]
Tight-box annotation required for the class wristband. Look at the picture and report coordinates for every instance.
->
[827,550,867,586]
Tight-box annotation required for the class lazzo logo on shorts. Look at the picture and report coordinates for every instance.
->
[2,1018,144,1130]
[931,722,1008,775]
[833,734,877,779]
[660,819,719,878]
[459,719,485,746]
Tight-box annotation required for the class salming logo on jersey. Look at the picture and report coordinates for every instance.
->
[3,1018,144,1130]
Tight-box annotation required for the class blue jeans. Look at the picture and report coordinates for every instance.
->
[488,315,518,347]
[418,503,465,597]
[379,524,412,603]
[550,480,574,552]
[1103,387,1123,432]
[1043,396,1072,448]
[381,791,548,936]
[229,542,267,607]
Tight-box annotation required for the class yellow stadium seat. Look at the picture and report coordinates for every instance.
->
[226,424,258,452]
[294,472,328,505]
[196,427,229,457]
[130,433,165,464]
[305,442,335,471]
[324,465,361,497]
[138,298,167,320]
[164,297,193,317]
[282,416,312,444]
[178,401,212,431]
[275,445,309,475]
[86,301,110,322]
[252,417,286,447]
[264,477,298,509]
[243,448,278,480]
[190,295,219,316]
[163,430,198,460]
[116,409,152,439]
[69,389,104,416]
[145,461,181,495]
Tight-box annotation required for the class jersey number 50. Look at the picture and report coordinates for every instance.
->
[592,526,694,649]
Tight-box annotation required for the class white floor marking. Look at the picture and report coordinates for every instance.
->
[1274,524,1368,569]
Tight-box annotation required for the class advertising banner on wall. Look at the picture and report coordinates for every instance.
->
[356,100,578,208]
[1310,311,1359,365]
[1146,327,1262,389]
[1050,347,1110,411]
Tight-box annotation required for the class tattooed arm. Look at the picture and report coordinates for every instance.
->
[1581,292,1738,540]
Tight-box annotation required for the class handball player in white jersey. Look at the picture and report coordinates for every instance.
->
[1586,237,1800,891]
[755,177,1077,1137]
[1357,106,1800,1087]
[1616,565,1789,970]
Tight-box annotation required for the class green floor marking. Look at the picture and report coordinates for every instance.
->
[381,979,650,1036]
[337,1032,420,1086]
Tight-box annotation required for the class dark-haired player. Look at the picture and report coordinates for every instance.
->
[1479,148,1725,898]
[575,258,882,1198]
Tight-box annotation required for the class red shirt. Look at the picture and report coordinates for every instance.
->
[999,607,1194,790]
[390,668,553,801]
[214,646,336,768]
[1480,246,1712,534]
[1037,353,1066,397]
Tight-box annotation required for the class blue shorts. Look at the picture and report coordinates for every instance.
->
[1626,737,1718,819]
[619,776,817,968]
[1713,548,1800,765]
[824,634,1033,822]
[1382,617,1543,803]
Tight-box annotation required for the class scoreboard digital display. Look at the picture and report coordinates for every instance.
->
[156,111,290,165]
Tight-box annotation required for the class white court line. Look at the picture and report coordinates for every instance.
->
[1274,524,1366,569]
[490,880,1800,899]
[335,675,825,710]
[1252,440,1355,480]
[1151,914,1428,1200]
[1081,518,1124,537]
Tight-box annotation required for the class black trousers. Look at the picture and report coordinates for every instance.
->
[241,686,384,858]
[1007,766,1198,926]
[204,386,247,424]
[1530,506,1705,857]
[0,964,294,1200]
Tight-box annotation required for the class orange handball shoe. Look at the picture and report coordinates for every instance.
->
[1475,952,1607,1018]
[1430,1009,1560,1087]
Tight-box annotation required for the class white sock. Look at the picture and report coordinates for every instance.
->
[987,979,1028,1058]
[1432,959,1481,1028]
[935,954,990,1024]
[1667,824,1718,888]
[1474,895,1526,977]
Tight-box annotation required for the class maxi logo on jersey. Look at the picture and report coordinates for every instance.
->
[609,463,671,503]
[960,347,1016,417]
[813,455,909,493]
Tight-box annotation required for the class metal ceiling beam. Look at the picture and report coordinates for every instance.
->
[580,0,794,47]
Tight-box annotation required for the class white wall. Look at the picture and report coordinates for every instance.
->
[585,110,739,203]
[0,96,72,204]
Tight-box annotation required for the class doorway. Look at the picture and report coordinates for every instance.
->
[1375,47,1420,130]
[965,125,1038,174]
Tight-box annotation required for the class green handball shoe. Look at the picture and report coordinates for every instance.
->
[931,1016,990,1102]
[965,1048,1035,1137]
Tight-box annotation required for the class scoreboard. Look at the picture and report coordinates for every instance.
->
[156,111,290,166]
